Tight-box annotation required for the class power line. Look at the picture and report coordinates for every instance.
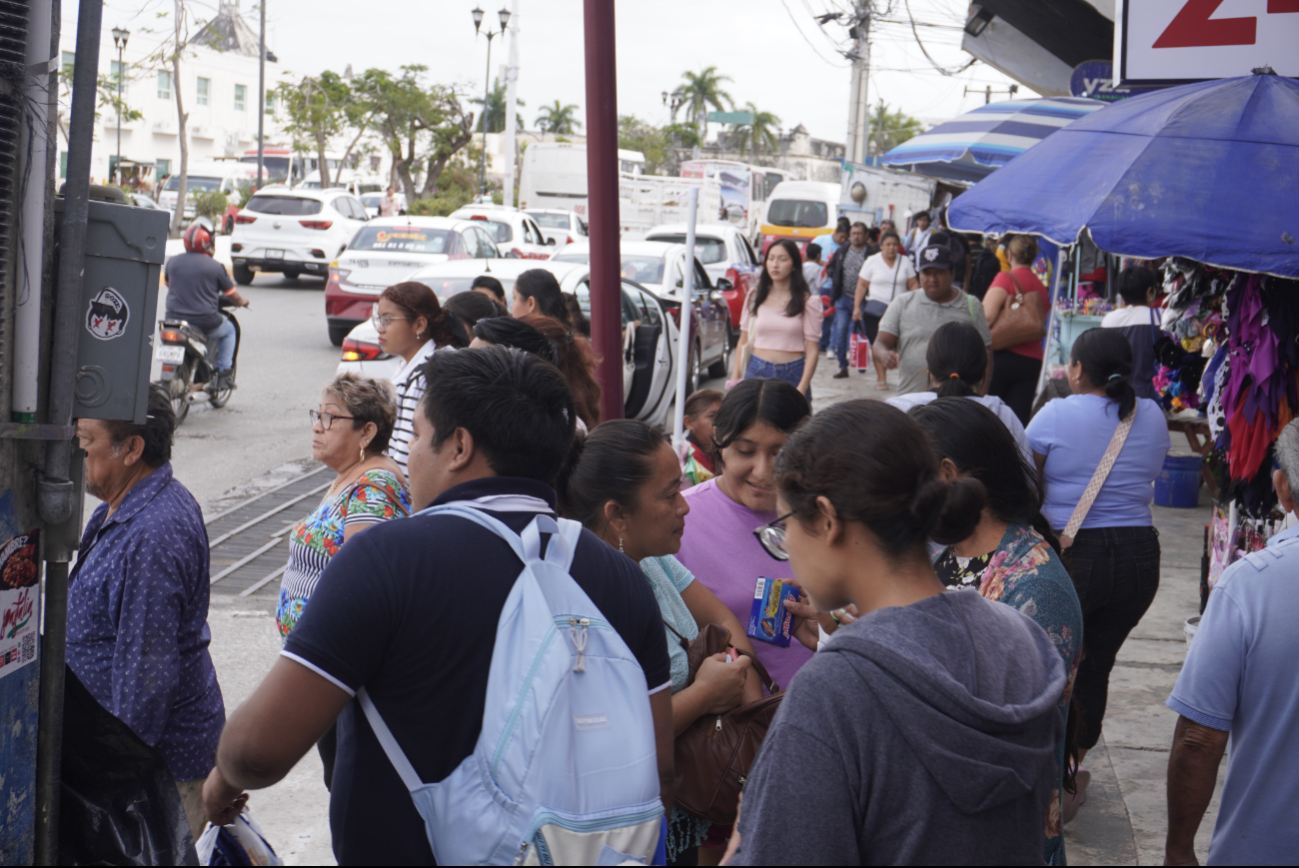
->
[901,0,977,76]
[780,0,851,67]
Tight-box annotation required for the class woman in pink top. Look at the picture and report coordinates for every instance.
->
[678,378,815,693]
[731,239,823,398]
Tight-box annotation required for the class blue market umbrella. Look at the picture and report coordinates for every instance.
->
[880,97,1105,183]
[947,73,1299,278]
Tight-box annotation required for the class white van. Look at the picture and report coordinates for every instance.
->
[519,142,645,218]
[297,169,384,198]
[757,180,842,256]
[158,161,259,220]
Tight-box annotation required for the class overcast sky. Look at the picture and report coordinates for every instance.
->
[85,0,1031,142]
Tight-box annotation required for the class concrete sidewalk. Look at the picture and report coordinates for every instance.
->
[202,359,1224,865]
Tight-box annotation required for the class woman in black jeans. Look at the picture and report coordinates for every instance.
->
[1025,328,1170,811]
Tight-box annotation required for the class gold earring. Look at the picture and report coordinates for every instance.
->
[359,442,367,464]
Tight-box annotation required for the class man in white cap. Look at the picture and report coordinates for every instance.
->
[873,242,992,395]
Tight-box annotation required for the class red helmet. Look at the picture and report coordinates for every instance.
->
[183,222,214,255]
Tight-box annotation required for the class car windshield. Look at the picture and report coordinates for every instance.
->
[529,212,570,229]
[647,234,726,264]
[164,175,222,192]
[360,194,383,208]
[349,226,453,254]
[467,218,512,242]
[246,195,323,216]
[767,199,828,228]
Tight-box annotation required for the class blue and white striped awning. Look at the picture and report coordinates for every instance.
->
[881,97,1106,184]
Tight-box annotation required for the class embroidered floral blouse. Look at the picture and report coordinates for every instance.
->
[936,521,1083,866]
[277,469,411,640]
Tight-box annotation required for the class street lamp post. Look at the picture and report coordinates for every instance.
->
[472,6,510,198]
[111,27,129,185]
[662,88,684,124]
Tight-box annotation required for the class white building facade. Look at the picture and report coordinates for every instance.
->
[59,1,292,188]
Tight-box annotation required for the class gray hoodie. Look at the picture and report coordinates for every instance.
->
[731,590,1065,865]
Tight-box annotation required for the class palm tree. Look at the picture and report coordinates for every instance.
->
[535,100,582,135]
[731,102,781,157]
[470,78,524,133]
[679,67,734,140]
[870,102,926,155]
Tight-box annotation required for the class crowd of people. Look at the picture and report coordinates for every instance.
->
[66,225,1298,867]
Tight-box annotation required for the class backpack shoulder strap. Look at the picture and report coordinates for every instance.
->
[967,293,978,324]
[358,688,425,792]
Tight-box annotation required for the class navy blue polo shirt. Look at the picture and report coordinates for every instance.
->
[283,476,670,865]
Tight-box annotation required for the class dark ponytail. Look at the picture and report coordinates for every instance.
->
[557,419,666,529]
[776,400,986,560]
[927,321,986,398]
[1071,327,1137,421]
[910,398,1063,556]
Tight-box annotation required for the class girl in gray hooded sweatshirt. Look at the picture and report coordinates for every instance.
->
[727,400,1065,865]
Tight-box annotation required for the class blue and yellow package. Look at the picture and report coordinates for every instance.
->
[747,576,796,647]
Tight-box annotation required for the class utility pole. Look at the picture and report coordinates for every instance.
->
[502,0,519,208]
[964,83,1018,105]
[843,0,871,165]
[256,0,266,188]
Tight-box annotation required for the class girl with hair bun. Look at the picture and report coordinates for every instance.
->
[724,399,1067,865]
[911,397,1083,864]
[1025,326,1169,810]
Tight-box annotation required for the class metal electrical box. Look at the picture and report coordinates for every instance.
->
[55,198,168,424]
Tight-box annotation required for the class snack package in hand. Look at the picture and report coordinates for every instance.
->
[747,576,796,647]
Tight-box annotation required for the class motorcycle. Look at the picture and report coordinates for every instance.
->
[153,295,241,425]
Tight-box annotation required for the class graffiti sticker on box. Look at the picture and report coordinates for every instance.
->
[0,530,40,679]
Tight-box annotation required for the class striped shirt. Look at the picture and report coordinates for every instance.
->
[386,342,440,475]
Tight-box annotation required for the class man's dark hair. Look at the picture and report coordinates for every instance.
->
[104,383,175,467]
[420,346,575,484]
[806,242,822,262]
[471,274,505,301]
[1117,265,1158,307]
[835,216,851,233]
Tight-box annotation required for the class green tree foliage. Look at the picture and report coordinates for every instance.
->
[471,78,524,133]
[679,67,733,139]
[664,121,702,149]
[870,103,926,155]
[192,189,229,223]
[406,149,481,216]
[349,66,476,202]
[617,115,671,174]
[536,100,582,135]
[276,71,351,190]
[730,102,781,157]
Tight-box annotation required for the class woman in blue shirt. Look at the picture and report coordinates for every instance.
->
[1026,328,1169,798]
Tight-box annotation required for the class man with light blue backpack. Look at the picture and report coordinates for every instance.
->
[203,347,674,865]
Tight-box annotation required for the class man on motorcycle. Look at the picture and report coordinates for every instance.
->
[164,222,249,389]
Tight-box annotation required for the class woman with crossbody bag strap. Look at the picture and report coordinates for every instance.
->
[1025,328,1170,814]
[984,235,1048,424]
[854,231,918,390]
[557,420,765,863]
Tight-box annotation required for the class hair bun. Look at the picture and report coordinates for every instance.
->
[909,476,986,545]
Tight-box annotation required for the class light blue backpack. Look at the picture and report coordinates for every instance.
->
[358,504,665,865]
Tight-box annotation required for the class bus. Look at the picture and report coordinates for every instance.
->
[680,160,790,242]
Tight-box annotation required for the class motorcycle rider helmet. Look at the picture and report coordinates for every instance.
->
[183,222,215,256]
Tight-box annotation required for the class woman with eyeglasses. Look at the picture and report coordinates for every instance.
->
[373,282,467,475]
[279,373,412,789]
[722,400,1066,865]
[676,378,814,696]
[558,419,762,864]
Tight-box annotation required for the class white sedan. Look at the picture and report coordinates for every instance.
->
[448,204,553,260]
[337,259,693,430]
[526,209,588,247]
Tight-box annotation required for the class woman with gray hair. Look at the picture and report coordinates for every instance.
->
[279,373,412,788]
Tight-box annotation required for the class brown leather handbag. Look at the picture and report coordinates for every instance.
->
[989,270,1047,351]
[668,623,784,825]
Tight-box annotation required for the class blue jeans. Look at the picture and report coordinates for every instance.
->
[746,355,810,400]
[207,316,237,372]
[819,309,833,350]
[829,295,856,370]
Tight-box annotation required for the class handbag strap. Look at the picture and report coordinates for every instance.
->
[1060,407,1137,547]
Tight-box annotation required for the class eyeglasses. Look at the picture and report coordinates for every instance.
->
[753,511,794,561]
[308,409,355,430]
[371,314,409,331]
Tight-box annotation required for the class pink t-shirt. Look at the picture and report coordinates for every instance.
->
[740,294,823,353]
[677,478,815,690]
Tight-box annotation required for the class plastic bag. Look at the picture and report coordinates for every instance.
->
[196,811,283,866]
[59,666,198,865]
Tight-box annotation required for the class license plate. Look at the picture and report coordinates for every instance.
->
[266,249,284,259]
[155,345,185,363]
